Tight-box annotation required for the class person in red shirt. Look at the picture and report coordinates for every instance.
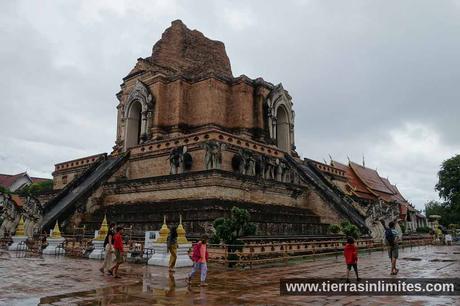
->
[186,235,209,287]
[344,237,360,282]
[109,227,124,278]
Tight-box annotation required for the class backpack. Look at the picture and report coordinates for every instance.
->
[385,228,395,246]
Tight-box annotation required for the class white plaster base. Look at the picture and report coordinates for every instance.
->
[42,237,65,255]
[148,243,193,267]
[89,240,105,260]
[8,236,28,251]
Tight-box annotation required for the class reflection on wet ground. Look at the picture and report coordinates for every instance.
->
[1,245,459,305]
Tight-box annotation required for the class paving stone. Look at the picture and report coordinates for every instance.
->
[0,245,458,305]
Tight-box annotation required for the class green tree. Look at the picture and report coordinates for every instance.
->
[211,206,256,267]
[0,186,10,194]
[429,155,460,226]
[212,206,256,244]
[436,154,460,204]
[425,200,444,216]
[18,180,53,196]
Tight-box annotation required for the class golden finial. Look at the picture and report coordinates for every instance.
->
[15,216,25,236]
[51,221,62,238]
[177,214,188,244]
[95,215,109,240]
[156,215,170,243]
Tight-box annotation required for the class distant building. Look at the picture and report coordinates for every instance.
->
[311,159,427,234]
[0,172,49,192]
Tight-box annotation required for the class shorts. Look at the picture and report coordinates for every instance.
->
[388,247,399,259]
[115,249,124,264]
[347,263,358,271]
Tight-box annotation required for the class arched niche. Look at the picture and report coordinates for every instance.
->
[125,101,142,149]
[266,84,295,153]
[276,105,290,152]
[123,81,154,151]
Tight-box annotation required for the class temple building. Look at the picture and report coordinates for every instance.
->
[0,172,50,237]
[0,20,423,238]
[0,172,49,192]
[311,159,427,235]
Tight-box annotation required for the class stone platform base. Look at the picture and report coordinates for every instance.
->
[89,240,105,259]
[8,236,28,251]
[148,243,193,267]
[43,237,65,255]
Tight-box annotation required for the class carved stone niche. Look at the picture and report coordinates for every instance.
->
[123,80,155,150]
[265,84,295,153]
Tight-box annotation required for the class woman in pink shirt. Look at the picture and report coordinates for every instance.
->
[187,235,209,287]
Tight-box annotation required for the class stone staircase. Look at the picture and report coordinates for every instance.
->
[40,153,129,231]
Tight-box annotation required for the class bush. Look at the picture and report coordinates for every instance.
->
[340,221,361,239]
[212,206,256,267]
[328,224,341,234]
[209,233,221,244]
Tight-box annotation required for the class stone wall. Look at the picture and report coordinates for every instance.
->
[68,169,341,236]
[80,200,328,237]
[52,153,105,190]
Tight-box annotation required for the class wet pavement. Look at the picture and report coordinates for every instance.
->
[1,245,459,305]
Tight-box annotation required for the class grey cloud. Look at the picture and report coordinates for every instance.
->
[1,0,459,211]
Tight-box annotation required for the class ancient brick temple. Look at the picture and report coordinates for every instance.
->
[6,20,413,238]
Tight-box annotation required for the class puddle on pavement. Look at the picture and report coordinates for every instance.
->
[429,259,457,262]
[38,281,150,305]
[400,257,422,261]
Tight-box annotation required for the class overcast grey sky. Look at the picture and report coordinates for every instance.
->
[1,0,459,210]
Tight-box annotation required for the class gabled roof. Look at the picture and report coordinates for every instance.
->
[328,160,411,206]
[349,162,394,195]
[331,160,377,200]
[0,172,27,189]
[0,172,50,190]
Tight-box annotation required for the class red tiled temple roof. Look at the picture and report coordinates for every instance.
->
[349,162,394,195]
[328,160,411,207]
[331,160,377,200]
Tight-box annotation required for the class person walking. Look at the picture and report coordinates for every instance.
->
[383,221,400,275]
[343,237,360,282]
[100,222,115,274]
[109,226,124,278]
[186,235,209,287]
[167,227,178,272]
